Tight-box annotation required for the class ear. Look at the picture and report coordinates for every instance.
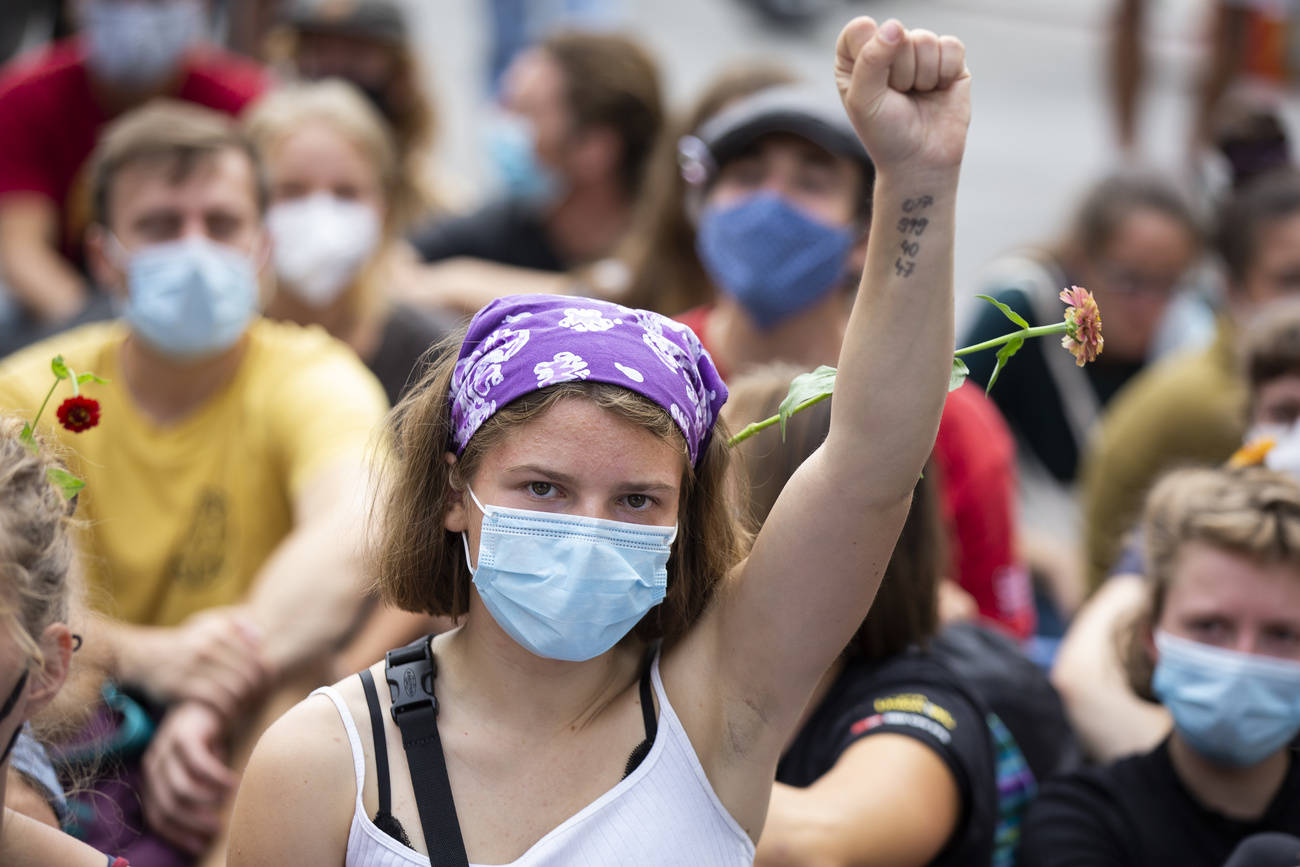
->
[443,452,469,533]
[85,225,128,302]
[26,623,73,717]
[569,125,623,187]
[1143,622,1159,668]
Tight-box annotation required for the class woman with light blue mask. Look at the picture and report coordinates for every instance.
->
[1021,466,1300,867]
[227,17,973,866]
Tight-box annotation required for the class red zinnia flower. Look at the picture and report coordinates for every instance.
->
[56,396,101,433]
[1059,285,1104,367]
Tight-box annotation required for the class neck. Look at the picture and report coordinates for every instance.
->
[264,285,384,362]
[1168,732,1291,820]
[708,291,852,377]
[87,70,184,117]
[544,178,633,266]
[120,330,249,425]
[437,595,643,735]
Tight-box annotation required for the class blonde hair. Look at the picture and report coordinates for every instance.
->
[1125,466,1300,698]
[374,331,749,647]
[0,417,76,668]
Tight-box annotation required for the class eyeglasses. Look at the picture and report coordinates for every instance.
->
[0,668,28,725]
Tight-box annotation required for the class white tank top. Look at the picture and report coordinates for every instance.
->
[311,653,756,867]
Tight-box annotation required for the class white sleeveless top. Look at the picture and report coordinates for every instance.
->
[311,654,756,867]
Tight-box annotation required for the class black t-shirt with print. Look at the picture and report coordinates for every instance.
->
[1018,739,1300,867]
[776,650,998,867]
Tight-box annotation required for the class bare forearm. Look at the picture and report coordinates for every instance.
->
[244,519,371,675]
[824,170,957,501]
[0,199,88,322]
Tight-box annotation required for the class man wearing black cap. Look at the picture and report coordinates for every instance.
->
[676,84,1034,643]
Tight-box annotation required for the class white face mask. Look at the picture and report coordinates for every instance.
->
[266,194,381,308]
[83,0,204,91]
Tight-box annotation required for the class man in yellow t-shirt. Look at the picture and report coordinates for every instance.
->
[0,101,389,860]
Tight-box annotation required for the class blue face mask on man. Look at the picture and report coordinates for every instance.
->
[1153,630,1300,767]
[117,235,260,361]
[695,191,854,330]
[461,487,676,662]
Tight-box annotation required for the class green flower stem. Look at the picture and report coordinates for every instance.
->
[952,323,1066,358]
[728,392,831,447]
[30,377,60,432]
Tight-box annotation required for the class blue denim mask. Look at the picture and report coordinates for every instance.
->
[1153,631,1300,767]
[462,488,676,662]
[695,192,853,330]
[121,236,259,360]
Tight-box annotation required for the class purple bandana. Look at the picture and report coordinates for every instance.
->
[449,295,728,465]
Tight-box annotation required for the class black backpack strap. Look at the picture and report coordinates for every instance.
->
[385,635,469,867]
[358,669,392,817]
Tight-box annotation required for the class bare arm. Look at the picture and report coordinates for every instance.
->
[0,194,89,323]
[0,808,111,867]
[243,457,376,676]
[227,695,356,866]
[755,736,960,867]
[1051,574,1170,762]
[673,17,968,773]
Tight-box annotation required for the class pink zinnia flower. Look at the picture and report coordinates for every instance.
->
[1060,286,1103,367]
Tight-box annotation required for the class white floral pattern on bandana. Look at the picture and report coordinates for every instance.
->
[534,352,591,387]
[558,308,621,332]
[449,295,728,465]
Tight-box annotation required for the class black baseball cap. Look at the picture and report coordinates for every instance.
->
[282,0,408,47]
[678,85,872,188]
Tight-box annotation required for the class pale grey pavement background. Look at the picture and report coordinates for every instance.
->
[403,0,1253,327]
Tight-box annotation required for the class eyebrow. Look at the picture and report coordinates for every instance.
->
[503,464,678,493]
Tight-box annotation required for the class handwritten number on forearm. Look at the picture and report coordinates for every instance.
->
[893,197,933,278]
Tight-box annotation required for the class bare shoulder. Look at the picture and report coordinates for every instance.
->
[227,690,358,865]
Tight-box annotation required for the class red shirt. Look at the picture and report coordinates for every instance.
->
[0,38,267,258]
[677,304,1034,640]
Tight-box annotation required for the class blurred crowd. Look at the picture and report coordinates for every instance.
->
[3,1,1300,866]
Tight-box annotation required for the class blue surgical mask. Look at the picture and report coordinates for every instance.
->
[461,487,676,662]
[119,235,260,360]
[484,112,566,206]
[83,0,204,91]
[695,192,854,330]
[1153,630,1300,767]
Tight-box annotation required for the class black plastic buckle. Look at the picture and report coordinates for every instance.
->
[385,636,438,725]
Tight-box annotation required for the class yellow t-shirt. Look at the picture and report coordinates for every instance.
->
[0,318,389,627]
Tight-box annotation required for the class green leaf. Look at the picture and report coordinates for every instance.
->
[986,335,1025,394]
[19,422,37,454]
[778,365,837,440]
[949,357,970,392]
[45,467,84,500]
[50,355,70,380]
[975,294,1030,331]
[76,372,108,385]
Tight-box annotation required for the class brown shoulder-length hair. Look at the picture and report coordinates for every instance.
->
[1124,466,1300,700]
[374,329,748,646]
[723,364,943,662]
[609,63,800,316]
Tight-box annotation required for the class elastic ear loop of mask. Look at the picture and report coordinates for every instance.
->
[459,487,488,575]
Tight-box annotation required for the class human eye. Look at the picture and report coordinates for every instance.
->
[1262,624,1300,654]
[1187,617,1233,645]
[527,481,558,499]
[623,493,652,510]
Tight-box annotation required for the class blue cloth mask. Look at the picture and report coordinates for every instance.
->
[121,236,259,361]
[1153,631,1300,767]
[462,488,676,662]
[484,112,566,206]
[695,192,854,330]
